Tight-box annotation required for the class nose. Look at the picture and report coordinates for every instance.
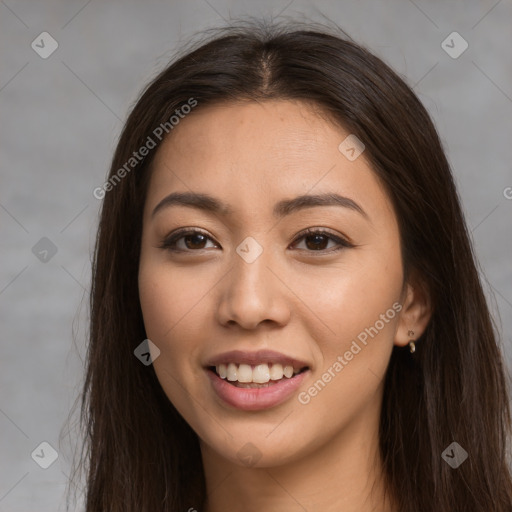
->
[215,249,291,330]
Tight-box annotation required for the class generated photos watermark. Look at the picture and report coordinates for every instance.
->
[93,97,198,200]
[298,301,403,405]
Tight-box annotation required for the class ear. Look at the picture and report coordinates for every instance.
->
[394,270,433,348]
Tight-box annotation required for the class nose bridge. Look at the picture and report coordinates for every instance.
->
[233,237,272,293]
[215,236,290,329]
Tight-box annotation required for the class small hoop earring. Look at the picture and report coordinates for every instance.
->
[408,330,416,354]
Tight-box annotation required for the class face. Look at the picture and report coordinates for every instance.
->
[138,99,407,468]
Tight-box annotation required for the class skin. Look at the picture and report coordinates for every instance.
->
[138,99,432,512]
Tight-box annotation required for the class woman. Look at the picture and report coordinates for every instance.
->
[70,21,512,511]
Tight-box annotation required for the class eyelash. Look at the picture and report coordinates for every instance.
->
[158,227,354,254]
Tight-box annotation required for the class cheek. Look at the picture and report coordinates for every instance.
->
[296,239,403,372]
[294,268,401,434]
[137,262,201,398]
[138,262,209,415]
[138,256,212,342]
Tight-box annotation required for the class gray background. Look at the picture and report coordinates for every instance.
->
[1,0,511,510]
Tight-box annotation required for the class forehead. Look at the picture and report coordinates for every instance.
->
[153,100,342,177]
[145,100,395,224]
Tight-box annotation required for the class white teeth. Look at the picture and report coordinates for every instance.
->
[226,363,238,381]
[237,364,253,383]
[215,362,304,383]
[283,365,294,378]
[218,363,227,379]
[253,364,270,383]
[269,363,283,380]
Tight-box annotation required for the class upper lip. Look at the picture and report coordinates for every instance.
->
[204,349,310,370]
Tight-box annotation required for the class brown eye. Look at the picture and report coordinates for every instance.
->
[181,233,208,250]
[291,229,354,253]
[304,233,330,250]
[159,229,218,252]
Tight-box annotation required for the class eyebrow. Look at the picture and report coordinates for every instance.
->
[151,191,369,221]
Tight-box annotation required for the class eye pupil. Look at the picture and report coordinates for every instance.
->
[185,233,207,249]
[305,234,328,250]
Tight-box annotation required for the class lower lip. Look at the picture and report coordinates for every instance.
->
[206,369,309,411]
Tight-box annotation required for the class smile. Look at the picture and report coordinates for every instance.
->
[212,362,307,386]
[206,366,310,411]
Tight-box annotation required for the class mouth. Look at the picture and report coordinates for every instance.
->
[207,363,309,388]
[206,365,310,411]
[204,349,311,410]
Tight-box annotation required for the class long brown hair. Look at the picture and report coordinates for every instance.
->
[66,20,512,511]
